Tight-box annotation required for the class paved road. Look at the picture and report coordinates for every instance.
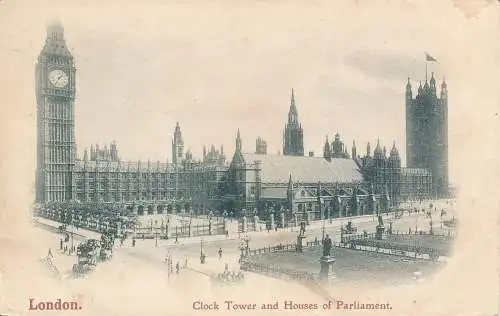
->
[115,208,452,278]
[39,199,455,280]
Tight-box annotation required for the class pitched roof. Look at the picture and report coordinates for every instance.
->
[240,153,364,184]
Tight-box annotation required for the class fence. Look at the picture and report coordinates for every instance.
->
[246,234,447,262]
[134,221,226,239]
[341,230,455,244]
[240,260,316,282]
[248,240,322,256]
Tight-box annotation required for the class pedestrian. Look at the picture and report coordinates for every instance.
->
[132,238,136,247]
[184,256,188,268]
[60,239,63,250]
[176,262,180,274]
[175,235,178,244]
[218,248,223,259]
[47,248,53,258]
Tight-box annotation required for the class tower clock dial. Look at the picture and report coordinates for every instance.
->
[48,69,69,88]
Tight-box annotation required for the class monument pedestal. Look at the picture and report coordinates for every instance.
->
[376,225,385,240]
[319,255,336,281]
[296,235,306,253]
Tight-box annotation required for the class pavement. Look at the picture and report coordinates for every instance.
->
[34,198,456,283]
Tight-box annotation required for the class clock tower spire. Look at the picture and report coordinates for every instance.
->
[36,21,77,202]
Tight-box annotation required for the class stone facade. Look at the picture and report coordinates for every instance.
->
[35,21,77,203]
[35,22,440,217]
[406,75,449,197]
[35,23,228,213]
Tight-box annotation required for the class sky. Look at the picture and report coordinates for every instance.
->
[0,0,499,188]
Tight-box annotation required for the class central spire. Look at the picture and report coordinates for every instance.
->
[288,88,298,124]
[236,128,242,152]
[283,88,304,156]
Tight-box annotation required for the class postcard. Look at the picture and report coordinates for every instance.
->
[0,0,498,315]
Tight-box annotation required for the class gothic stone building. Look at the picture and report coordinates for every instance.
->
[224,131,391,221]
[406,75,449,197]
[35,22,227,215]
[223,88,434,220]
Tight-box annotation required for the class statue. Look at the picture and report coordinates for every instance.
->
[299,221,306,236]
[322,234,332,257]
[377,215,384,227]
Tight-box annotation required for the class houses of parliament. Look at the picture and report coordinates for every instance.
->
[35,22,448,217]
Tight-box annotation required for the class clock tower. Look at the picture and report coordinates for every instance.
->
[35,21,77,202]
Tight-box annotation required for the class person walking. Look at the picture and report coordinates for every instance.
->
[176,262,180,274]
[218,248,223,259]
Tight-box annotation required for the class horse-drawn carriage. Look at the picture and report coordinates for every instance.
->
[58,224,67,234]
[99,232,115,262]
[73,239,100,278]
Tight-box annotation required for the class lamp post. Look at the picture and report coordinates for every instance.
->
[322,217,326,241]
[245,234,250,256]
[200,237,205,264]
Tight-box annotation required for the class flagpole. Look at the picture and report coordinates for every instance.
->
[425,60,428,82]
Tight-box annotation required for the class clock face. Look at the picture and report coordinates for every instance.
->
[48,69,69,88]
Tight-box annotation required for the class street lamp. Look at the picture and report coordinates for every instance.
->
[245,234,250,256]
[322,218,326,241]
[200,237,205,264]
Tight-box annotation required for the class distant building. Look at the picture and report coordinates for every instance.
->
[255,137,267,155]
[203,144,226,165]
[85,141,119,162]
[406,75,449,197]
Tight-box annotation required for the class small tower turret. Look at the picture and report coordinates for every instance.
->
[406,77,412,100]
[236,128,242,153]
[323,135,331,162]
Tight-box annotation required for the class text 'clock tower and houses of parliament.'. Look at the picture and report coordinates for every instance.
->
[36,21,77,203]
[406,74,449,198]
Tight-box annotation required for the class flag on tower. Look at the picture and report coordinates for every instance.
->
[425,53,437,62]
